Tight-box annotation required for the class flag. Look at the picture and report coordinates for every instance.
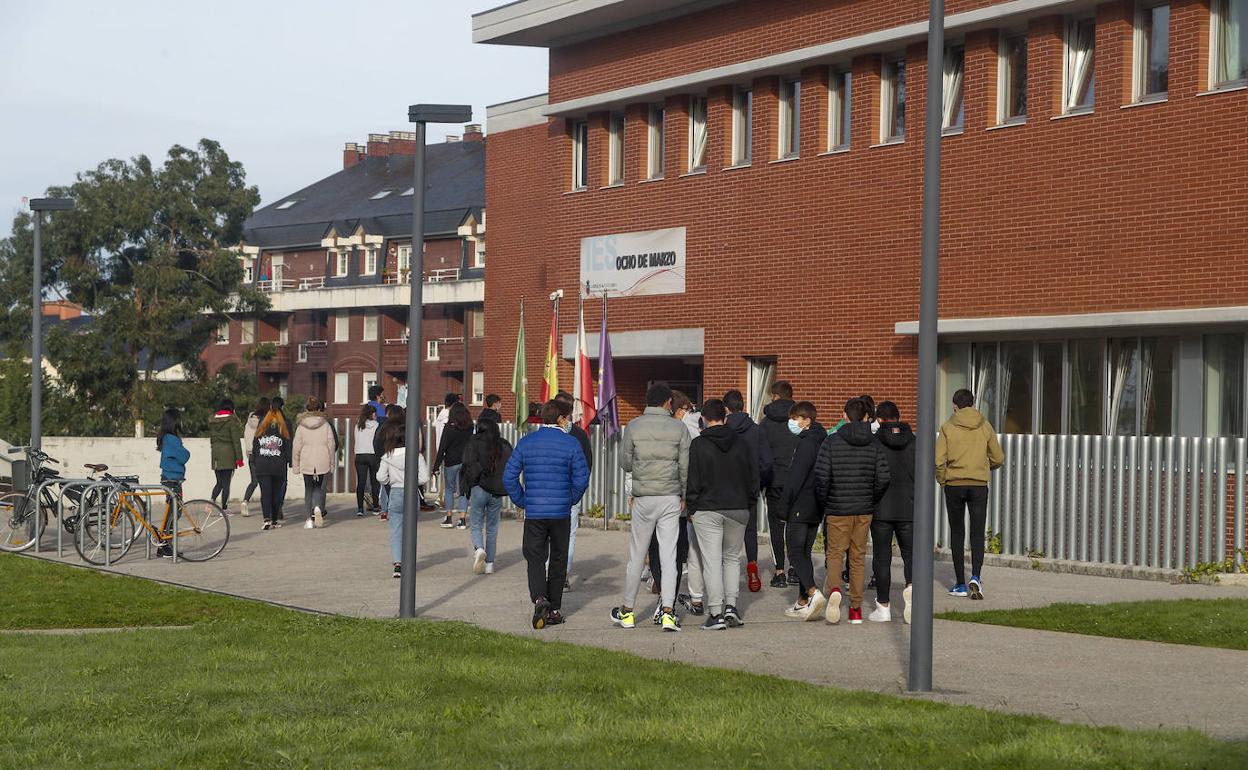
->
[596,294,620,438]
[540,298,559,402]
[573,292,596,430]
[511,301,528,424]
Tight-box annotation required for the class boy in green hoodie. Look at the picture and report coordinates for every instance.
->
[935,389,1004,600]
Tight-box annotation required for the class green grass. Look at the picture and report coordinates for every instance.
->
[2,555,1245,769]
[938,599,1248,651]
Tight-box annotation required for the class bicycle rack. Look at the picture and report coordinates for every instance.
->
[29,478,76,555]
[123,484,183,564]
[53,477,108,558]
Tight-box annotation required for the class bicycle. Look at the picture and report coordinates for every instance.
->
[75,478,229,564]
[0,448,132,553]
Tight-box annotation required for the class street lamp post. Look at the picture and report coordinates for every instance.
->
[27,197,74,452]
[909,0,945,693]
[400,104,473,619]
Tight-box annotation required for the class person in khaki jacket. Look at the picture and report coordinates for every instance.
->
[292,397,339,530]
[935,388,1004,601]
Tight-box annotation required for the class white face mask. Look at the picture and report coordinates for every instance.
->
[560,422,572,434]
[787,419,802,435]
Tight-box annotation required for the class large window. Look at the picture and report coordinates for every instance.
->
[334,312,349,342]
[1063,17,1097,113]
[1212,0,1248,87]
[471,371,484,406]
[334,249,350,277]
[571,119,588,190]
[608,113,625,184]
[688,96,708,171]
[647,105,665,179]
[828,70,851,150]
[943,45,965,132]
[333,372,349,405]
[998,33,1028,124]
[778,79,801,158]
[397,244,411,279]
[732,88,752,165]
[362,312,378,342]
[1134,3,1170,101]
[882,57,906,142]
[1204,333,1244,437]
[362,247,378,276]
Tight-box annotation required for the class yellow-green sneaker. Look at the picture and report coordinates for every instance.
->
[661,611,682,633]
[611,607,635,629]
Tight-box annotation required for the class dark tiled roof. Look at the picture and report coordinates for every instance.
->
[243,141,484,250]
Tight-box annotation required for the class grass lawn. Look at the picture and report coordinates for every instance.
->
[2,555,1245,769]
[938,599,1248,651]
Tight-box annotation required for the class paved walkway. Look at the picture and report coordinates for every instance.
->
[29,498,1248,739]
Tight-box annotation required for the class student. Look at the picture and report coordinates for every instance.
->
[240,397,269,517]
[376,420,408,578]
[253,401,292,530]
[813,398,890,625]
[761,381,800,588]
[353,404,381,517]
[478,394,503,426]
[669,389,705,615]
[723,389,773,593]
[374,404,405,519]
[205,398,245,514]
[460,417,513,575]
[503,400,590,630]
[367,384,388,421]
[936,388,1005,600]
[870,401,916,623]
[156,408,190,557]
[686,399,759,630]
[433,402,473,529]
[270,396,292,522]
[612,384,691,633]
[554,391,592,591]
[292,396,338,530]
[433,392,459,450]
[838,393,881,589]
[780,401,828,620]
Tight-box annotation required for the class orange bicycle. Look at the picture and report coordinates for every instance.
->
[75,477,229,564]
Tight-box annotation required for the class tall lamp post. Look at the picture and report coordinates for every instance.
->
[400,104,473,619]
[27,197,74,452]
[909,0,944,693]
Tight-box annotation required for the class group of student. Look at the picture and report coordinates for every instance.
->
[503,380,1004,632]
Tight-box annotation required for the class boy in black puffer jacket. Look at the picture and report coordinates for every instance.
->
[760,380,800,587]
[779,401,827,621]
[871,401,916,624]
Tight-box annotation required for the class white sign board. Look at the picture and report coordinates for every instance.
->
[580,227,686,297]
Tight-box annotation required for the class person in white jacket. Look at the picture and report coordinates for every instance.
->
[292,397,338,530]
[376,420,429,578]
[353,404,381,517]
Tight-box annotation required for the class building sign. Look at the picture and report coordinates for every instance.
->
[581,227,686,297]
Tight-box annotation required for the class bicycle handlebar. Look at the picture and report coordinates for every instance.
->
[6,446,58,465]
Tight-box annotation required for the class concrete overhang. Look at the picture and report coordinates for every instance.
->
[895,306,1248,338]
[561,327,703,359]
[473,0,732,47]
[263,280,484,313]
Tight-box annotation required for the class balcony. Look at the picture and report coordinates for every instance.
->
[298,340,328,367]
[256,271,482,312]
[382,338,410,371]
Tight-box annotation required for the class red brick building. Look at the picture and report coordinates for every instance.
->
[203,129,487,422]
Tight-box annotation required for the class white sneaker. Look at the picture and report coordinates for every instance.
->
[313,506,324,529]
[805,590,828,621]
[484,562,494,574]
[472,548,486,575]
[825,589,842,625]
[902,584,912,624]
[240,501,251,517]
[869,601,892,623]
[303,518,314,529]
[784,601,807,618]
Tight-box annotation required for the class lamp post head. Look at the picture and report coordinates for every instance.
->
[29,198,74,212]
[408,104,473,125]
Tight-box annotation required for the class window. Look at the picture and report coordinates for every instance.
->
[271,262,284,291]
[1039,342,1064,434]
[278,317,289,346]
[1134,4,1170,101]
[608,113,625,184]
[362,247,378,276]
[276,200,298,210]
[647,105,665,179]
[243,261,255,283]
[1211,0,1248,87]
[471,371,484,406]
[688,96,708,171]
[426,339,440,361]
[571,120,588,190]
[828,70,851,150]
[398,244,411,278]
[363,312,378,342]
[1000,342,1034,433]
[334,313,349,342]
[334,372,350,405]
[1204,333,1244,437]
[471,237,486,268]
[362,373,379,403]
[732,88,752,164]
[882,57,906,142]
[241,320,256,345]
[998,33,1028,123]
[468,307,485,338]
[297,343,308,363]
[1063,17,1096,113]
[1068,338,1104,434]
[216,322,230,345]
[369,190,394,200]
[943,46,965,132]
[778,79,801,157]
[334,249,350,277]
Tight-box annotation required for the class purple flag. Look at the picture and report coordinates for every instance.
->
[596,298,620,438]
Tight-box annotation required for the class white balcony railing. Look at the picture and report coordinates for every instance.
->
[297,276,327,291]
[256,278,296,293]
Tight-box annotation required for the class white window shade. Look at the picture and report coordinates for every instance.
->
[334,372,349,404]
[471,372,484,406]
[363,313,378,342]
[1063,18,1096,112]
[335,314,350,342]
[688,96,708,170]
[943,47,965,130]
[1213,0,1248,86]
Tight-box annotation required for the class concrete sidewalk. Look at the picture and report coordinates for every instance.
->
[30,498,1248,739]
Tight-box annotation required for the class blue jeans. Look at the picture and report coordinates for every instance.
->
[387,487,406,564]
[442,464,467,512]
[468,486,502,563]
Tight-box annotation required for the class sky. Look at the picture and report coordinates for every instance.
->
[0,0,547,237]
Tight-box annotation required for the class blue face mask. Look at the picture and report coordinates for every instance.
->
[787,419,802,435]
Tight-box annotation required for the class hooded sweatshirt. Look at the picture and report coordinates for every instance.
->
[725,411,774,489]
[208,411,245,471]
[760,399,799,492]
[293,412,337,476]
[812,421,890,517]
[252,418,292,477]
[935,407,1004,486]
[875,421,916,521]
[685,423,760,524]
[778,421,826,524]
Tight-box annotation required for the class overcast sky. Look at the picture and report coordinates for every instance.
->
[0,0,547,237]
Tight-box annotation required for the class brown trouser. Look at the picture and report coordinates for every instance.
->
[823,514,872,608]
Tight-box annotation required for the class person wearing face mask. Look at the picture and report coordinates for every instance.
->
[870,401,916,623]
[779,402,828,620]
[760,380,800,588]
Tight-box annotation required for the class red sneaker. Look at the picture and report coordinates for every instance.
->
[747,562,762,593]
[848,606,863,625]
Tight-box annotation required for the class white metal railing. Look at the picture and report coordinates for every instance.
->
[256,278,296,293]
[427,268,460,283]
[297,276,327,291]
[383,337,409,345]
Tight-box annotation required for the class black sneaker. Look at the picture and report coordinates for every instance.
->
[456,518,467,530]
[723,605,745,627]
[356,510,365,518]
[769,572,787,588]
[699,614,727,631]
[678,593,705,615]
[546,610,565,626]
[439,515,453,528]
[156,544,173,558]
[533,598,551,630]
[787,567,800,586]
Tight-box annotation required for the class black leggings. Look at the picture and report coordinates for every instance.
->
[870,519,914,605]
[766,489,787,571]
[744,498,759,563]
[945,485,989,585]
[355,454,381,512]
[257,475,283,523]
[648,515,689,596]
[786,520,819,599]
[211,469,234,509]
[243,463,258,502]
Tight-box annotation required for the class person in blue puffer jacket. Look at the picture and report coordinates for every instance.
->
[503,399,590,630]
[156,407,191,558]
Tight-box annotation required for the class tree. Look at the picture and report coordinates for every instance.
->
[4,139,269,434]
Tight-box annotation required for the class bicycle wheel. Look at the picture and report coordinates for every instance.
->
[0,492,46,552]
[174,499,230,561]
[75,500,136,565]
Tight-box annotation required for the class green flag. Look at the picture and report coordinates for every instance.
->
[511,303,528,424]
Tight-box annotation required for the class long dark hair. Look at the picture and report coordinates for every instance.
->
[383,421,406,456]
[448,402,473,431]
[157,408,182,451]
[357,403,376,431]
[376,405,405,452]
[252,397,271,420]
[476,417,504,474]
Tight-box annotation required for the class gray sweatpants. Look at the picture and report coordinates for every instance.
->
[623,495,681,610]
[691,510,747,616]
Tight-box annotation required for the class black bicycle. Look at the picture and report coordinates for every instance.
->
[0,447,118,553]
